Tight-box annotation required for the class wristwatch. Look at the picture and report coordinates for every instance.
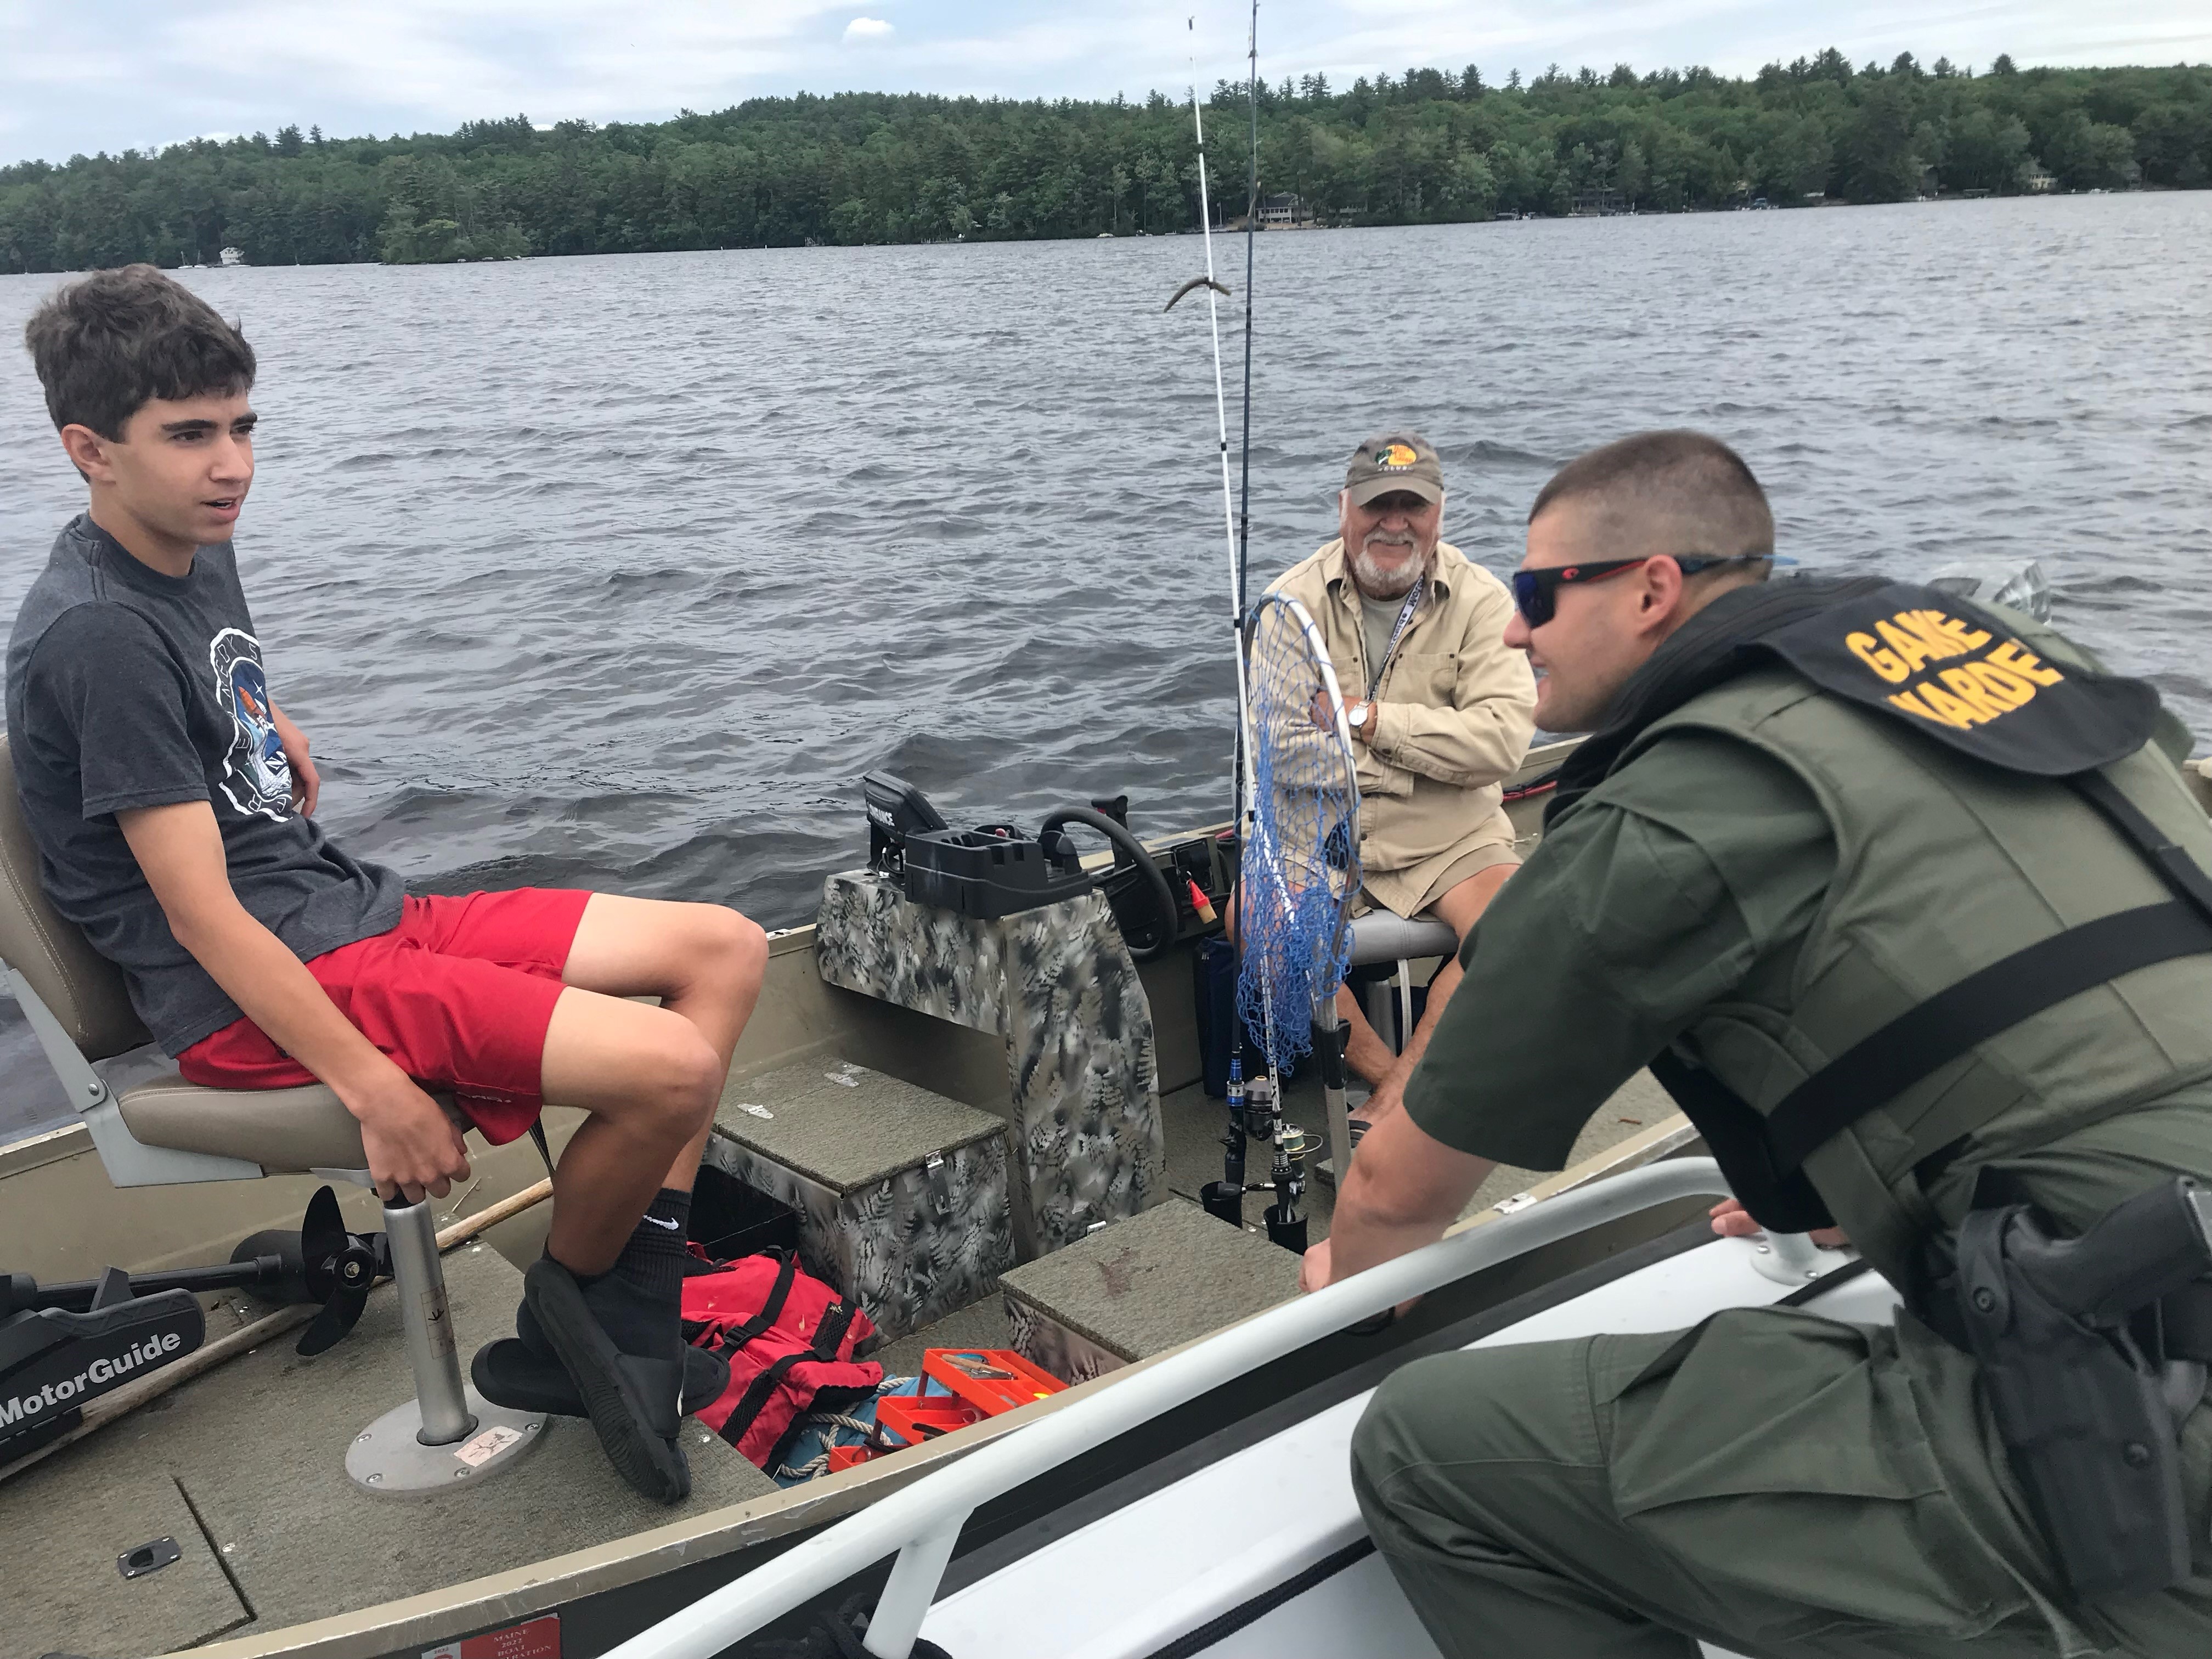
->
[1347,701,1374,734]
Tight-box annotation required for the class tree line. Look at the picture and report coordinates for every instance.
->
[2,51,2207,272]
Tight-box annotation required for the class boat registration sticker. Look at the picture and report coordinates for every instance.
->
[422,1612,558,1659]
[454,1424,525,1468]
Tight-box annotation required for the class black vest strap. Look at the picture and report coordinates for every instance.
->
[716,1298,856,1449]
[1762,899,2212,1180]
[2073,771,2212,922]
[1654,765,2212,1231]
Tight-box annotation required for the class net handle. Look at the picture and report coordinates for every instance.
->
[1247,592,1364,1009]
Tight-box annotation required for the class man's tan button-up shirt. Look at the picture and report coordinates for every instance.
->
[1266,538,1537,919]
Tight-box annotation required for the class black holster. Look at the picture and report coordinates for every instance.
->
[1944,1177,2212,1600]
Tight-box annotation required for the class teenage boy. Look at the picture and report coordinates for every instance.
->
[10,265,764,1504]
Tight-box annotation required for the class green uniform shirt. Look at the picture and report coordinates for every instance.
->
[1406,728,1831,1170]
[1406,725,2212,1234]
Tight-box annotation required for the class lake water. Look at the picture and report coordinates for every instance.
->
[3,193,2209,1139]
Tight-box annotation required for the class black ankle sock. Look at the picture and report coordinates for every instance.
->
[575,1189,691,1359]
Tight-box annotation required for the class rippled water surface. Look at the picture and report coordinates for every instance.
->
[3,194,2209,1137]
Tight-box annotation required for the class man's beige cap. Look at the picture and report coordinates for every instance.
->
[1344,432,1444,506]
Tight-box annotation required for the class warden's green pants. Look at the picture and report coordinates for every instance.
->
[1350,1307,2212,1658]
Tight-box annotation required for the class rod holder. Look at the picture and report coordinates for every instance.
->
[1199,1181,1244,1228]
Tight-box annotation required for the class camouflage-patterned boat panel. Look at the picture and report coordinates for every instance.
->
[1005,1294,1128,1386]
[815,870,1164,1257]
[701,1128,1014,1344]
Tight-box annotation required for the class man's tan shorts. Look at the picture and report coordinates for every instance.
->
[1351,837,1520,925]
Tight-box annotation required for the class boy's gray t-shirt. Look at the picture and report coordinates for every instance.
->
[4,515,404,1054]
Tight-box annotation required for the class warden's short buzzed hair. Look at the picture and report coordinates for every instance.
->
[24,264,256,440]
[1529,430,1774,561]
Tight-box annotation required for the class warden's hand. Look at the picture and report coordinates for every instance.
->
[1298,1237,1333,1294]
[1709,1197,1849,1250]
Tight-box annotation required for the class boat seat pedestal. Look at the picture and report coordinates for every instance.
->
[1344,910,1457,1054]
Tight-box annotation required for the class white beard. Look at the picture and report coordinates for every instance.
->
[1351,539,1425,600]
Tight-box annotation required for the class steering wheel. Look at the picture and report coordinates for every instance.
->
[1039,806,1180,964]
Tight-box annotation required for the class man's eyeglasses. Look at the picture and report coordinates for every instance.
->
[1510,553,1778,628]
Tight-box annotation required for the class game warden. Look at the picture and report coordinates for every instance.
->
[1314,430,2212,1655]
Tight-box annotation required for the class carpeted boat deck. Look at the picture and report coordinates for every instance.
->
[5,1237,776,1657]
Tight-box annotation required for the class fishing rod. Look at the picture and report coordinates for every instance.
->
[1181,12,1308,1249]
[1235,1,1258,706]
[1185,15,1249,837]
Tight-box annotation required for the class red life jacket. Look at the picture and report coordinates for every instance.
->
[681,1248,882,1469]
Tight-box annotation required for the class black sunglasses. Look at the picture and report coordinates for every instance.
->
[1510,553,1778,627]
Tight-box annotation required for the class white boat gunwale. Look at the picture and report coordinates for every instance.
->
[597,1157,1748,1659]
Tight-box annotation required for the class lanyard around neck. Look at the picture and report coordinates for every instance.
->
[1366,578,1424,698]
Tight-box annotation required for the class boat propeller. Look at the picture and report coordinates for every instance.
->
[230,1186,390,1357]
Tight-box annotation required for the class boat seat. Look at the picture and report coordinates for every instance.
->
[117,1075,381,1173]
[1344,911,1457,967]
[1342,910,1458,1053]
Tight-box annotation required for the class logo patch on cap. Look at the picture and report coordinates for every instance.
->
[1376,442,1418,469]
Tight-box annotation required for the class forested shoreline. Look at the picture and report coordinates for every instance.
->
[2,51,2207,273]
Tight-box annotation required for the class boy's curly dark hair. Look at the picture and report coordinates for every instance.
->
[24,263,256,439]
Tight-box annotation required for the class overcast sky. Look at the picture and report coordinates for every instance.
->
[5,1,2209,167]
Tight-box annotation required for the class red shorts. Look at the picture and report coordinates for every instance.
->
[178,888,593,1146]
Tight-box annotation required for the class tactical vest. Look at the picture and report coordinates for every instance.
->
[1554,579,2212,1293]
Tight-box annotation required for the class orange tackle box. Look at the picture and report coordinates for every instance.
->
[877,1393,988,1447]
[921,1347,1067,1417]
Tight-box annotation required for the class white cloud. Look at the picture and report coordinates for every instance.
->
[3,0,2208,165]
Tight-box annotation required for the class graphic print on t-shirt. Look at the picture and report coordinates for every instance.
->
[208,627,293,821]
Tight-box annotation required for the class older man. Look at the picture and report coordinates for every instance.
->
[1265,432,1536,1110]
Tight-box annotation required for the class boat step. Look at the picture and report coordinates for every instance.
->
[1001,1197,1302,1384]
[706,1059,1015,1342]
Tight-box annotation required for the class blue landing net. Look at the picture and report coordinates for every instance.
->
[1237,594,1361,1074]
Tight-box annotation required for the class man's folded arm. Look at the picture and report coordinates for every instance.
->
[1369,587,1539,788]
[117,800,468,1198]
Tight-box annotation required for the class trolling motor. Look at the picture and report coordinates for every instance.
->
[862,771,1180,958]
[233,1184,393,1356]
[0,1187,390,1469]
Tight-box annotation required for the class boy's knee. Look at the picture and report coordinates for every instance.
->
[642,1024,724,1133]
[694,904,768,988]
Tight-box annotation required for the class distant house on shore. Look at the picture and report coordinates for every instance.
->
[2023,166,2056,194]
[1256,193,1311,228]
[1570,187,1624,217]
